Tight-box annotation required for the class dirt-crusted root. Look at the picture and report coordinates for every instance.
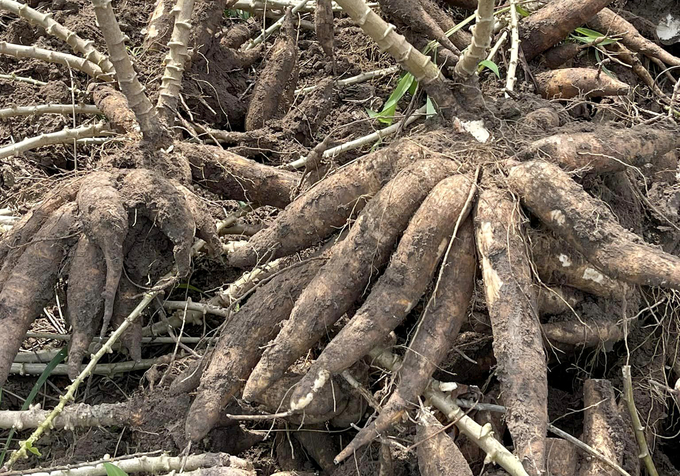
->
[182,143,298,210]
[76,171,128,337]
[378,0,460,58]
[253,372,350,424]
[66,234,106,380]
[228,139,430,269]
[417,410,474,476]
[0,180,80,287]
[315,0,334,59]
[242,159,458,402]
[508,160,680,290]
[520,125,680,175]
[335,217,476,463]
[121,169,196,280]
[110,276,145,362]
[0,203,78,386]
[579,379,627,476]
[529,229,619,299]
[288,173,473,411]
[1,166,219,383]
[245,11,298,131]
[185,257,326,442]
[534,68,629,99]
[474,185,547,476]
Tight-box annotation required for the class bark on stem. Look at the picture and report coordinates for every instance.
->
[91,0,171,148]
[454,0,495,78]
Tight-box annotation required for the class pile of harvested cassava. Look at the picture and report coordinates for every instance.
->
[1,0,680,474]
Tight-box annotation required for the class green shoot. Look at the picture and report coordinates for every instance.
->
[0,347,67,466]
[225,9,250,20]
[478,59,500,77]
[515,4,530,17]
[571,27,619,46]
[104,462,130,476]
[367,73,416,125]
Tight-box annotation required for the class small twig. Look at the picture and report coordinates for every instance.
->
[224,411,294,421]
[622,365,659,476]
[340,370,382,412]
[162,300,230,318]
[0,122,110,159]
[285,105,428,170]
[25,332,205,345]
[0,41,104,79]
[547,425,631,476]
[669,76,680,118]
[245,0,312,50]
[294,65,399,94]
[0,72,49,87]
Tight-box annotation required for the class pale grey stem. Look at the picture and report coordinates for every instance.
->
[622,365,659,476]
[163,300,230,318]
[0,122,110,160]
[334,0,441,85]
[0,216,19,225]
[0,104,100,119]
[24,332,204,345]
[0,0,114,76]
[505,0,520,94]
[4,453,252,476]
[156,0,195,123]
[454,0,495,78]
[10,357,169,377]
[0,41,103,79]
[91,0,169,146]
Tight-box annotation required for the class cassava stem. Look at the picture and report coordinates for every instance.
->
[0,0,114,75]
[454,0,495,78]
[0,41,103,79]
[156,0,195,123]
[91,0,171,147]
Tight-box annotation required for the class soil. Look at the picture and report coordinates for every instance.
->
[1,0,680,475]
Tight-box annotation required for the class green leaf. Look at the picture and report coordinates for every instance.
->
[176,283,206,295]
[426,96,437,117]
[478,60,501,78]
[23,441,41,457]
[0,348,67,466]
[571,27,619,45]
[104,463,130,476]
[516,4,531,17]
[367,73,417,125]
